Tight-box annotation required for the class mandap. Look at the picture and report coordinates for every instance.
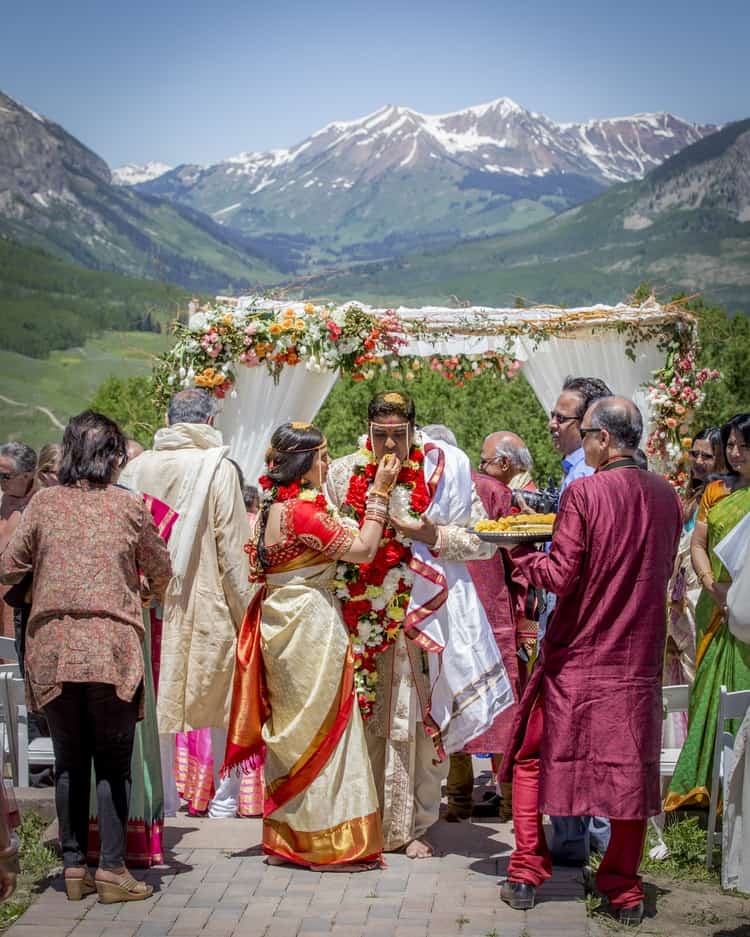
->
[155,296,718,487]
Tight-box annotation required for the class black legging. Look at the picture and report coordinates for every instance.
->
[44,682,139,869]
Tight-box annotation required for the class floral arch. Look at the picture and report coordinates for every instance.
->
[154,296,718,489]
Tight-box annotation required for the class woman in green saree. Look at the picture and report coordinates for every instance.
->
[665,412,750,812]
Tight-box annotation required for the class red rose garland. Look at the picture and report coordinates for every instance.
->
[336,440,432,718]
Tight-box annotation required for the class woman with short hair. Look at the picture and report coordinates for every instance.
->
[0,411,172,902]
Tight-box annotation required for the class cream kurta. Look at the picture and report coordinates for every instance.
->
[122,423,252,732]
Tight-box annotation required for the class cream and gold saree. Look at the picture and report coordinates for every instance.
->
[223,498,383,866]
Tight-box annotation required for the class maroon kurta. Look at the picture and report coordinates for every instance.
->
[509,463,682,819]
[463,472,520,754]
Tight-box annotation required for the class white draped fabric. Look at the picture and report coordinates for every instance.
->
[411,439,514,753]
[516,330,664,426]
[212,299,685,479]
[215,365,338,485]
[723,710,750,894]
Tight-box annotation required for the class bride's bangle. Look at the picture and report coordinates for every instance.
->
[369,488,391,500]
[698,570,714,587]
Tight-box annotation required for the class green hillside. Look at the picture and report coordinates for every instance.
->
[0,236,192,357]
[0,331,170,449]
[0,237,181,447]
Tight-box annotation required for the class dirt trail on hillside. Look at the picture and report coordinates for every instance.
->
[0,394,65,431]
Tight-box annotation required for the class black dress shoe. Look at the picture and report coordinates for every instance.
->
[499,880,536,909]
[472,794,502,818]
[618,902,644,926]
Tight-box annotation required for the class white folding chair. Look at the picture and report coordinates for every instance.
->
[0,672,55,787]
[0,637,18,661]
[706,685,750,868]
[649,684,691,858]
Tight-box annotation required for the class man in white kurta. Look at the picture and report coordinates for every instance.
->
[326,391,513,856]
[122,388,252,816]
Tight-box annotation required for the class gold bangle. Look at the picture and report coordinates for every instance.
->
[369,488,391,500]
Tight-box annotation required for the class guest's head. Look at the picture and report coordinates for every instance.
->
[0,442,37,498]
[242,484,260,514]
[480,432,533,485]
[58,411,128,486]
[126,438,145,462]
[722,412,750,485]
[421,424,457,447]
[368,391,416,462]
[35,443,63,490]
[265,422,329,490]
[167,388,218,426]
[686,426,724,493]
[581,396,643,469]
[549,376,613,456]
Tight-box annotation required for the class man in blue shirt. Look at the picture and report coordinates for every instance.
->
[542,376,612,865]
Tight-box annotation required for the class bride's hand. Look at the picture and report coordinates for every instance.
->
[373,453,401,492]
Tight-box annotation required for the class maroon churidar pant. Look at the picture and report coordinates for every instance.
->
[506,692,647,910]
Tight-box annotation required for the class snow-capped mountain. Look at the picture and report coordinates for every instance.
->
[136,97,715,267]
[111,161,172,186]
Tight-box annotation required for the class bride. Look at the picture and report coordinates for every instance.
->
[222,421,399,870]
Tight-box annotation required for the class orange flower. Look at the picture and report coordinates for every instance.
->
[304,303,315,315]
[195,368,217,387]
[222,314,234,326]
[294,319,306,330]
[283,308,295,320]
[269,323,283,335]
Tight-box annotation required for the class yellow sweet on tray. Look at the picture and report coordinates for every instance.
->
[474,513,556,533]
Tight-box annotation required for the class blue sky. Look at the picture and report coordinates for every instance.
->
[2,0,747,168]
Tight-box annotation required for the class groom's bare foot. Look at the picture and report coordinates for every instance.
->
[265,855,287,866]
[405,838,433,859]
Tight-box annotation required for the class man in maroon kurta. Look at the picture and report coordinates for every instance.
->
[500,397,682,925]
[446,468,519,820]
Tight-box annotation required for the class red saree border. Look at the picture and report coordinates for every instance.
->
[263,649,355,818]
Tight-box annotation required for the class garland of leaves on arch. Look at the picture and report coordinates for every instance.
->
[153,296,719,491]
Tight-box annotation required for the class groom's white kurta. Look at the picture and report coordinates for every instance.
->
[327,435,513,848]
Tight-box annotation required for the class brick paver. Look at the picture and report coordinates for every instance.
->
[8,767,594,937]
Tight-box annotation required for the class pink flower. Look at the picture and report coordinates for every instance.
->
[245,324,258,336]
[326,321,343,341]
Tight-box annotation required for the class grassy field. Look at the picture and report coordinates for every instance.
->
[0,331,170,449]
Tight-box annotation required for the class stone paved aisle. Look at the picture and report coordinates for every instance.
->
[6,809,593,937]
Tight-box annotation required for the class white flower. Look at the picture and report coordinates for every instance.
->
[187,367,196,380]
[332,305,348,327]
[189,311,209,332]
[167,375,175,385]
[178,366,187,379]
[358,622,372,642]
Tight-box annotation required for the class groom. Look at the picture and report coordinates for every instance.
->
[326,390,513,857]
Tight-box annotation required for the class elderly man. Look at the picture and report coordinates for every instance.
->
[122,389,252,818]
[326,391,513,857]
[0,442,37,641]
[447,431,536,822]
[500,397,682,924]
[479,432,535,491]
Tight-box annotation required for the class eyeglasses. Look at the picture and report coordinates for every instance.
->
[0,472,18,481]
[479,456,502,467]
[549,411,580,425]
[578,426,602,437]
[688,450,714,461]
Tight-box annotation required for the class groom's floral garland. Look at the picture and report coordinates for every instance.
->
[333,436,431,719]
